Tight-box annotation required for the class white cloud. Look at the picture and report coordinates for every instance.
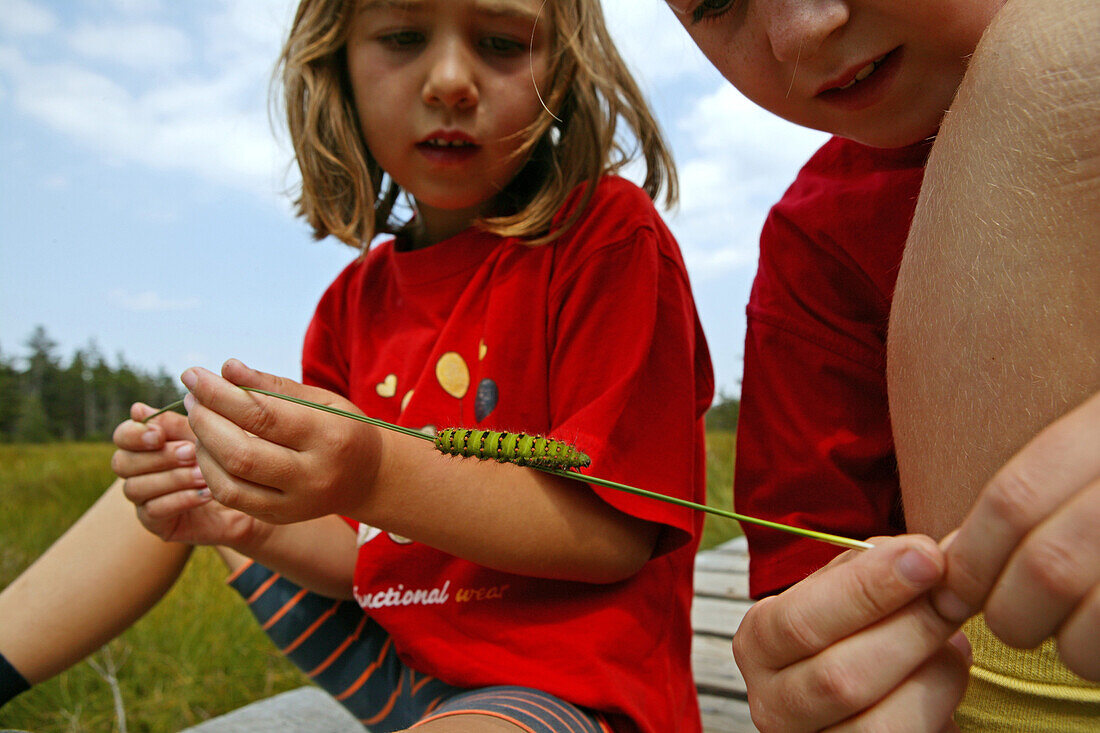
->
[0,1,296,200]
[0,0,57,36]
[109,289,200,312]
[68,22,192,71]
[601,0,716,86]
[666,86,830,281]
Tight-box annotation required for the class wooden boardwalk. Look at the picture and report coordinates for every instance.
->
[692,536,757,732]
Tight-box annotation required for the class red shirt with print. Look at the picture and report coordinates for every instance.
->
[302,177,714,732]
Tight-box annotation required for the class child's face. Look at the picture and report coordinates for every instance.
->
[667,0,1003,148]
[346,0,552,236]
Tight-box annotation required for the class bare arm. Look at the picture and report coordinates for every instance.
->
[185,360,660,585]
[230,515,358,599]
[888,0,1100,678]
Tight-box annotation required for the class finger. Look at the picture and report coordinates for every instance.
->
[121,464,206,505]
[1057,583,1100,681]
[745,535,945,670]
[221,358,346,411]
[112,440,197,479]
[114,413,164,452]
[183,364,313,449]
[982,476,1100,650]
[138,403,195,442]
[220,358,364,449]
[935,391,1100,623]
[825,637,971,733]
[137,487,213,522]
[185,387,300,491]
[768,594,961,728]
[193,441,287,523]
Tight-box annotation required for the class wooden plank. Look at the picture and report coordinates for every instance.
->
[692,634,747,695]
[694,568,749,600]
[694,537,749,574]
[699,693,758,733]
[691,596,753,638]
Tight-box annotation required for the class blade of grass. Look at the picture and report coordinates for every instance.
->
[146,388,872,552]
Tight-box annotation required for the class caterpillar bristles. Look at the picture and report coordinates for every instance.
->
[435,427,591,470]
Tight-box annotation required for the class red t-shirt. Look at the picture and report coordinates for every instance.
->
[301,177,714,732]
[737,136,932,598]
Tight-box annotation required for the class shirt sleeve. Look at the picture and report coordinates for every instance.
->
[301,261,355,395]
[737,205,904,599]
[545,204,713,557]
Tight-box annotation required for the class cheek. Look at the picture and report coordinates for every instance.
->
[488,78,546,142]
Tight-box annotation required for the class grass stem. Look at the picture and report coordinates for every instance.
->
[146,388,872,552]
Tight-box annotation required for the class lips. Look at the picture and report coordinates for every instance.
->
[837,56,886,90]
[818,48,899,96]
[415,130,480,165]
[816,47,902,111]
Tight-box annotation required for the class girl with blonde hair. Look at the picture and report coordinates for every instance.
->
[1,1,713,730]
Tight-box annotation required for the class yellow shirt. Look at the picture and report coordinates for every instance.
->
[955,615,1100,731]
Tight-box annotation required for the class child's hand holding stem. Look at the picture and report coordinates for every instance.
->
[732,535,971,732]
[182,359,660,584]
[112,400,284,556]
[181,359,385,525]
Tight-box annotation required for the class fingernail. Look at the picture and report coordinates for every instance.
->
[933,588,973,623]
[142,429,160,448]
[181,369,197,390]
[939,529,960,553]
[195,488,211,500]
[897,548,940,585]
[191,466,204,484]
[175,443,195,462]
[183,393,195,413]
[948,630,973,666]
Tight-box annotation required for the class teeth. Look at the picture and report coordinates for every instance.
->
[427,138,472,147]
[838,55,886,90]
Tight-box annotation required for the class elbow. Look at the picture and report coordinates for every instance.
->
[569,521,660,584]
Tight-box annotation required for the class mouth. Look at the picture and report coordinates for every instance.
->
[815,47,902,111]
[819,48,899,95]
[837,57,886,90]
[415,132,480,165]
[419,137,477,149]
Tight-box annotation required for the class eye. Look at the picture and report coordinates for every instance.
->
[380,30,425,48]
[480,35,525,56]
[691,0,738,24]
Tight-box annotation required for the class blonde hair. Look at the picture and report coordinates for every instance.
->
[278,0,677,248]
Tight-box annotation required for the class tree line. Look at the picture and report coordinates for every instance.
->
[0,326,184,443]
[1,324,737,443]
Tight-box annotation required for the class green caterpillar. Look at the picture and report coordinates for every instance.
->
[434,428,591,470]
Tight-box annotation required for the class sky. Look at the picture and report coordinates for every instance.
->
[0,0,829,399]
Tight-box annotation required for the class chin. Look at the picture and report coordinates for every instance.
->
[839,119,942,149]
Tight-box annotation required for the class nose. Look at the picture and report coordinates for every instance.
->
[759,0,850,62]
[422,39,479,110]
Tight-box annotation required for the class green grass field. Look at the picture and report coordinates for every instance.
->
[0,436,739,732]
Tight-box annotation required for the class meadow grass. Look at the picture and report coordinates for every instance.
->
[0,444,309,732]
[0,436,740,731]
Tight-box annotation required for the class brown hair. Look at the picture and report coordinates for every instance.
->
[277,0,677,248]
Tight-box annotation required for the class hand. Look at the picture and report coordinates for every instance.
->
[112,403,269,547]
[733,535,971,732]
[933,390,1100,681]
[182,359,384,524]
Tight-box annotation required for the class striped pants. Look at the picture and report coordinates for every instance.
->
[228,560,610,732]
